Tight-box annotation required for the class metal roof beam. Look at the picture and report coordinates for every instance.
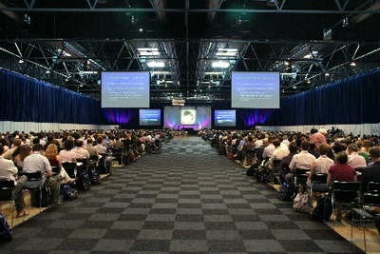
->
[1,7,380,14]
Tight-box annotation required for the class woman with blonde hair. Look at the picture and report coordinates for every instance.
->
[44,144,75,184]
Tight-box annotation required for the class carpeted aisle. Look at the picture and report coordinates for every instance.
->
[1,137,363,253]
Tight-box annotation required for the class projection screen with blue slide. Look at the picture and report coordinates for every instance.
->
[101,72,150,108]
[231,72,280,109]
[214,110,236,127]
[139,109,161,126]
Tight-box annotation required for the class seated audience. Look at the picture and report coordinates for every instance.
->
[86,138,99,159]
[327,152,357,184]
[94,137,107,154]
[284,141,316,184]
[73,139,90,159]
[307,144,334,192]
[59,139,77,162]
[288,141,316,174]
[0,144,28,217]
[280,142,298,183]
[361,146,380,191]
[12,145,31,170]
[347,143,367,169]
[22,144,61,206]
[2,138,22,160]
[309,128,327,148]
[44,144,75,184]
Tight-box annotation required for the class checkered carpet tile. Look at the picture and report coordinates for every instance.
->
[0,137,364,253]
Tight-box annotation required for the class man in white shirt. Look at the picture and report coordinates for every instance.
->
[271,139,290,160]
[281,135,290,148]
[347,143,367,169]
[0,145,28,216]
[23,144,60,206]
[267,139,289,169]
[73,140,90,159]
[262,137,276,159]
[289,142,316,170]
[95,137,107,154]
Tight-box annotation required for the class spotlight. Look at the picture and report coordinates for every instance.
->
[18,59,24,64]
[342,16,349,28]
[325,72,330,77]
[350,62,356,67]
[138,28,144,33]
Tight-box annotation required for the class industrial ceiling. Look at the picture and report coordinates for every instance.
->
[0,0,380,106]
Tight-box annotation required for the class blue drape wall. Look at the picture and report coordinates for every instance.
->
[265,69,380,126]
[0,69,104,124]
[2,67,380,128]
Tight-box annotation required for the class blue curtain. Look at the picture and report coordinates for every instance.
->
[101,108,138,125]
[265,69,380,125]
[0,69,104,124]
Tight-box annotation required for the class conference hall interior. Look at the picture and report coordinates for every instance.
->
[0,1,380,253]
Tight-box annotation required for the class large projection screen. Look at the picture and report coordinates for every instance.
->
[101,72,150,108]
[164,106,211,130]
[231,72,280,109]
[214,110,236,127]
[139,109,161,126]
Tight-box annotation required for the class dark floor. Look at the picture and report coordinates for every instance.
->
[0,137,364,253]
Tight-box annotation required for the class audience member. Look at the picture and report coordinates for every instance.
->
[23,144,61,206]
[0,145,28,217]
[347,143,367,169]
[309,128,327,148]
[361,146,380,191]
[44,144,75,184]
[73,139,90,159]
[327,152,357,184]
[59,139,77,162]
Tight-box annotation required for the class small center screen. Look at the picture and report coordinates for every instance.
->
[139,109,161,126]
[214,110,236,127]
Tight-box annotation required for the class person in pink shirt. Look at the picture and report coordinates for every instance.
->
[309,128,327,148]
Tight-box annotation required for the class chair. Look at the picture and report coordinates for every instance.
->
[111,147,123,165]
[21,172,44,211]
[62,162,77,179]
[0,179,15,228]
[310,173,328,197]
[331,181,361,242]
[76,158,88,174]
[367,181,380,193]
[332,181,361,205]
[355,167,366,182]
[294,169,309,192]
[51,166,60,176]
[270,159,282,184]
[98,153,112,174]
[351,192,380,252]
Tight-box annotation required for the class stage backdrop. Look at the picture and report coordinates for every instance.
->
[164,106,211,130]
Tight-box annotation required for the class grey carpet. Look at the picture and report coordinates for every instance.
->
[0,137,364,253]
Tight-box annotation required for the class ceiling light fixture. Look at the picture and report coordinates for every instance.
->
[147,61,165,68]
[211,60,230,68]
[216,48,238,56]
[350,62,356,67]
[304,51,318,59]
[138,51,160,56]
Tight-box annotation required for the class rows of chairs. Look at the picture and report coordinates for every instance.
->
[0,155,112,229]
